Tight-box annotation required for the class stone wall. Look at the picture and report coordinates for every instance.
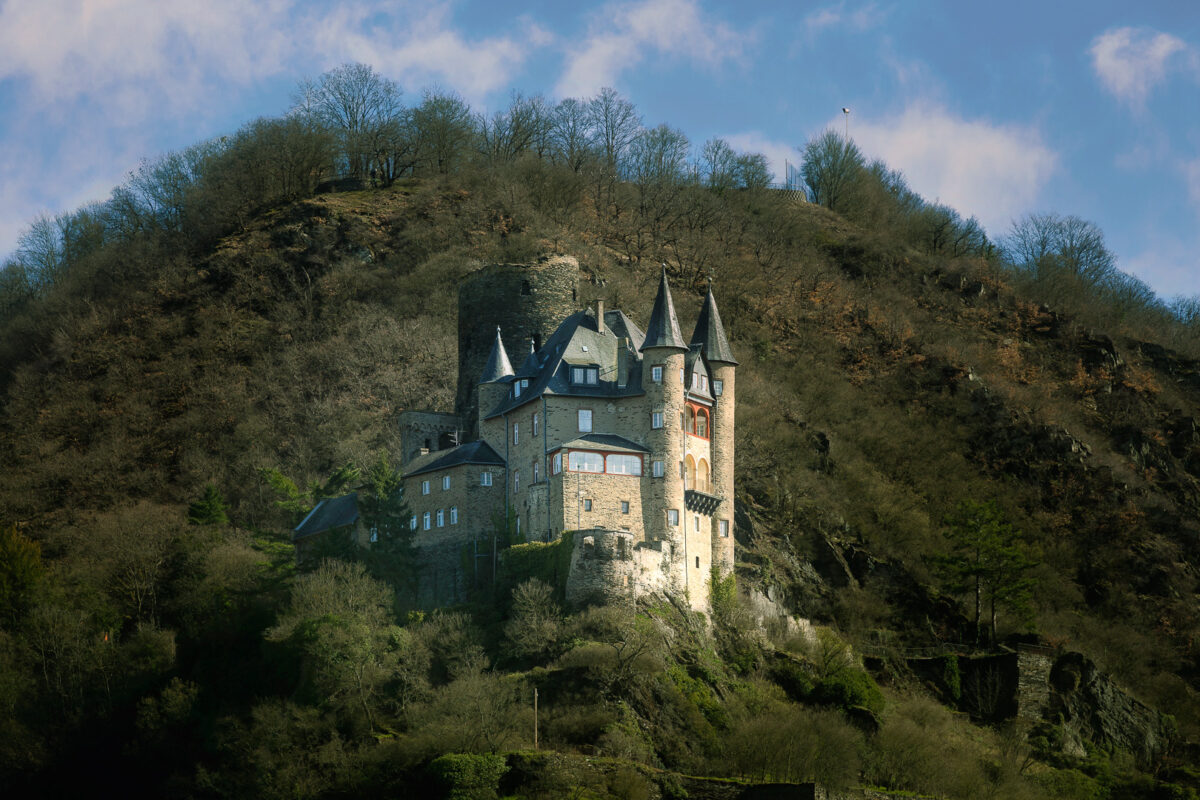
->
[565,528,672,606]
[456,256,580,433]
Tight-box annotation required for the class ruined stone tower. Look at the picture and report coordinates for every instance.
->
[455,256,580,436]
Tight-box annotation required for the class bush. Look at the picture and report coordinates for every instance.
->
[811,668,884,714]
[428,753,508,800]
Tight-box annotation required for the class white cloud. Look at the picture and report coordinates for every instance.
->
[1090,26,1190,108]
[802,2,882,36]
[556,0,751,97]
[1123,240,1200,301]
[1184,158,1200,219]
[721,132,797,185]
[849,104,1058,235]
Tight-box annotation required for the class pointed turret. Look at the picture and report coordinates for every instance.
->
[518,341,540,375]
[480,327,514,382]
[640,268,687,352]
[690,286,738,365]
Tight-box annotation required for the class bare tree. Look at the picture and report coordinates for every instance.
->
[550,97,595,172]
[410,89,476,174]
[587,87,641,171]
[800,129,866,213]
[294,63,404,181]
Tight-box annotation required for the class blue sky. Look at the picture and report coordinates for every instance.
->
[1,0,1197,300]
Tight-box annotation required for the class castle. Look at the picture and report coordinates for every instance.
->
[298,256,737,613]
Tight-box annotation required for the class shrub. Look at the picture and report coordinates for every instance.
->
[811,668,884,714]
[428,753,508,800]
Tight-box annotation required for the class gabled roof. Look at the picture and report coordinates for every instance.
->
[640,269,687,352]
[558,433,650,453]
[480,327,514,383]
[293,493,359,541]
[484,309,646,419]
[684,344,714,400]
[404,440,505,478]
[690,287,737,365]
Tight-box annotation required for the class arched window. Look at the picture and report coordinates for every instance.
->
[685,455,696,491]
[695,408,709,439]
[698,459,710,493]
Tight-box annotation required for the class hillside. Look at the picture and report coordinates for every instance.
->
[1,99,1199,797]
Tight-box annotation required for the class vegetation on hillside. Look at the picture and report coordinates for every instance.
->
[1,63,1198,798]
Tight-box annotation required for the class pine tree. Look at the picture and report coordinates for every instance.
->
[186,484,230,526]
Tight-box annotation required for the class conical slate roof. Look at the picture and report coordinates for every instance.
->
[690,287,738,365]
[518,341,540,375]
[480,327,514,382]
[639,268,687,352]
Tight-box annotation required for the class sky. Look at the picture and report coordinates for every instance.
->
[1,0,1197,300]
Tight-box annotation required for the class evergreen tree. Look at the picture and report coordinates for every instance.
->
[932,500,1037,646]
[186,485,230,526]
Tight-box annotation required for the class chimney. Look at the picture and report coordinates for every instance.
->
[617,337,629,388]
[596,300,605,334]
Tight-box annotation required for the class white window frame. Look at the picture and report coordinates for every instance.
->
[553,452,562,474]
[583,498,592,512]
[651,365,663,383]
[481,471,493,486]
[450,506,458,525]
[442,475,450,491]
[423,512,431,530]
[651,411,663,429]
[621,500,630,514]
[532,412,539,436]
[436,509,445,527]
[652,460,664,478]
[533,461,540,483]
[714,379,723,396]
[694,515,701,532]
[720,519,730,537]
[514,470,520,493]
[578,408,592,432]
[410,515,417,530]
[668,509,679,526]
[513,423,519,445]
[421,480,430,495]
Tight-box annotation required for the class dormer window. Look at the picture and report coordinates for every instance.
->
[570,366,599,386]
[513,378,529,398]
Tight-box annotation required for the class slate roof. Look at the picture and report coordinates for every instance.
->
[640,269,687,352]
[404,440,505,478]
[684,344,714,400]
[558,433,650,453]
[293,493,359,541]
[480,327,514,382]
[483,309,647,419]
[690,286,738,365]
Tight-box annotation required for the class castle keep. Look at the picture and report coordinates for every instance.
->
[303,256,737,613]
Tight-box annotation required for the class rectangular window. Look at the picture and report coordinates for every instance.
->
[680,368,685,384]
[442,475,450,491]
[714,379,723,396]
[370,527,378,543]
[578,409,592,432]
[651,365,663,383]
[514,470,520,493]
[410,515,417,530]
[436,509,445,527]
[532,412,539,436]
[568,451,604,472]
[513,423,519,445]
[450,506,458,525]
[553,452,562,474]
[421,480,430,495]
[583,498,592,511]
[651,411,663,429]
[720,520,730,538]
[621,501,630,514]
[570,366,600,385]
[605,453,643,475]
[694,515,700,532]
[695,556,700,568]
[652,460,664,478]
[668,509,679,526]
[533,461,540,482]
[481,471,493,486]
[423,512,431,530]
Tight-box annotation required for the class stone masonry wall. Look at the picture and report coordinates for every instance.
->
[566,528,672,606]
[456,256,580,434]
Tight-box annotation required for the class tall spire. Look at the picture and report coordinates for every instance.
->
[690,286,737,365]
[480,327,514,382]
[518,340,540,375]
[640,267,687,352]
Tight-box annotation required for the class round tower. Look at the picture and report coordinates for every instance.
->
[456,256,580,435]
[690,287,738,577]
[640,270,690,596]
